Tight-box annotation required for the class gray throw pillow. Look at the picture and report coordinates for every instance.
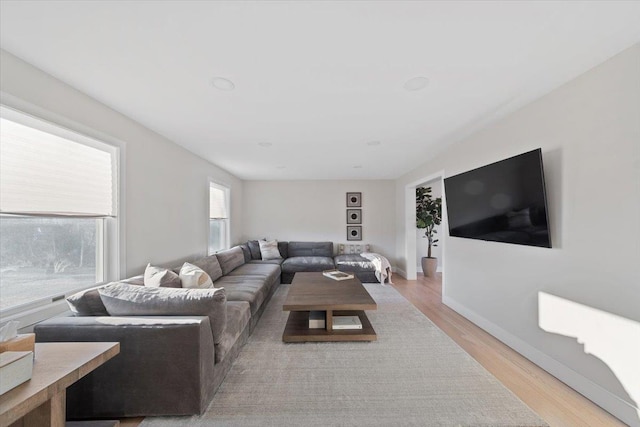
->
[215,246,245,275]
[247,240,262,260]
[239,244,252,263]
[98,283,227,344]
[259,239,282,260]
[192,255,223,282]
[144,263,182,288]
[67,285,109,316]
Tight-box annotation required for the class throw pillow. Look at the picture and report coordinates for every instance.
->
[66,285,109,316]
[179,262,213,289]
[215,246,245,275]
[98,283,227,344]
[239,243,252,263]
[247,240,262,260]
[144,263,182,288]
[259,239,282,260]
[192,255,223,283]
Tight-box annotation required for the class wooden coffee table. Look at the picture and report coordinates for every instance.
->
[282,272,377,342]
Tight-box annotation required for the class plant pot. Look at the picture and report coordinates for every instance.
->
[421,257,438,278]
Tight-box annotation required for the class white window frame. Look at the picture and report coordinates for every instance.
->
[0,103,122,330]
[209,181,230,254]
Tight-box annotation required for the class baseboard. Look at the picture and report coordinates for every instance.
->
[394,267,407,278]
[443,296,639,427]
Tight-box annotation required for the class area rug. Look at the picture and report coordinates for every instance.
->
[141,284,547,427]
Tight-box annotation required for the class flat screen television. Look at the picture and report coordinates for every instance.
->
[443,149,551,248]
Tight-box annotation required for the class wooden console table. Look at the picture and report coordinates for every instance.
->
[0,342,120,427]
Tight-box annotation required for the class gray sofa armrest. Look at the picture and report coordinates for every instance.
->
[35,315,216,418]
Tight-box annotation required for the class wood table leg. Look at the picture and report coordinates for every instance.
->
[326,310,333,331]
[20,391,65,427]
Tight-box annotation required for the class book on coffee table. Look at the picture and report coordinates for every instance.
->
[332,315,362,330]
[308,311,326,329]
[322,270,354,281]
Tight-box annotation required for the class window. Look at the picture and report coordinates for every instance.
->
[0,217,103,311]
[209,183,230,254]
[0,106,118,315]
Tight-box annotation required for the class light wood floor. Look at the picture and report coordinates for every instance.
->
[119,274,625,427]
[391,273,625,427]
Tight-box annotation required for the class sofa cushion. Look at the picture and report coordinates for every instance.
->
[248,259,284,265]
[144,264,182,288]
[226,263,281,286]
[333,254,376,273]
[213,276,268,315]
[179,262,213,289]
[215,301,250,363]
[66,285,109,316]
[121,275,145,286]
[258,239,282,260]
[287,241,333,258]
[282,256,335,273]
[98,283,227,344]
[215,246,245,275]
[192,255,223,283]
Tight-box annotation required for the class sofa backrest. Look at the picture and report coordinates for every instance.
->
[287,242,333,258]
[215,246,246,275]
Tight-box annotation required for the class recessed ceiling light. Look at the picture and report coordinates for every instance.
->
[258,142,272,148]
[353,165,363,169]
[210,77,235,91]
[366,141,381,146]
[403,76,429,91]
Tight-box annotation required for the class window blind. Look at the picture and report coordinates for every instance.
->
[0,117,115,217]
[209,185,228,219]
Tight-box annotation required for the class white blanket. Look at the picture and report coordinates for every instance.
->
[360,252,393,285]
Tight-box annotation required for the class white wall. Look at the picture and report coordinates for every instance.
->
[242,180,396,262]
[0,50,244,277]
[415,179,443,271]
[396,44,640,425]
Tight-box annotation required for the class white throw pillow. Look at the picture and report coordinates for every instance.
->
[179,262,213,289]
[259,239,282,260]
[144,263,182,288]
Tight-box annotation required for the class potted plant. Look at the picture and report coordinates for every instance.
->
[416,186,442,277]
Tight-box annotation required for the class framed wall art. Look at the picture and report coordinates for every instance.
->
[346,192,361,207]
[347,226,362,241]
[346,209,362,224]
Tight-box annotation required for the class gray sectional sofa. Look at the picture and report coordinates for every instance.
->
[34,241,381,419]
[242,240,379,284]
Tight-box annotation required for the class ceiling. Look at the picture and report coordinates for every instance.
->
[1,1,639,180]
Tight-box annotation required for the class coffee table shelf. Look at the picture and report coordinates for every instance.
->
[282,272,377,343]
[283,310,376,342]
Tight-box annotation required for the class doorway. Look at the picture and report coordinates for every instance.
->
[404,171,446,283]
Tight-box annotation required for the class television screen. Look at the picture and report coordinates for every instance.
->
[443,149,551,248]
